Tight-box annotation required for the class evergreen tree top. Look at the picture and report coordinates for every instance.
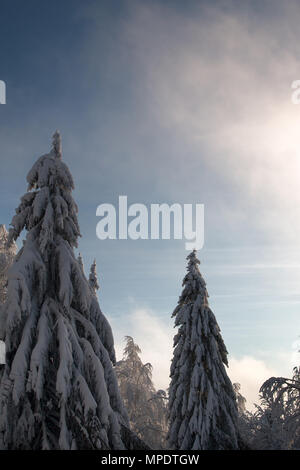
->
[78,253,84,272]
[119,336,153,388]
[175,250,208,314]
[8,131,80,251]
[26,130,74,192]
[187,249,200,268]
[89,259,99,293]
[52,130,62,159]
[123,336,142,359]
[185,250,204,282]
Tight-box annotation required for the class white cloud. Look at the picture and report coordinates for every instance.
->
[111,305,286,412]
[111,306,174,391]
[228,356,279,411]
[291,337,300,367]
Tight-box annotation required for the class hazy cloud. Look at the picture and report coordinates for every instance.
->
[228,355,278,411]
[111,303,291,412]
[111,305,174,391]
[120,1,300,243]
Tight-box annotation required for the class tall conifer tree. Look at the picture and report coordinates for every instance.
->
[0,132,128,450]
[168,250,239,450]
[89,260,99,294]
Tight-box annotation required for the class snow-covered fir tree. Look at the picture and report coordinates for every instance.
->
[89,259,99,294]
[77,253,85,273]
[168,250,240,450]
[115,336,168,449]
[0,225,17,304]
[77,253,111,360]
[0,132,129,450]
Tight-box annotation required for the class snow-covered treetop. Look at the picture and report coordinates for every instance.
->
[52,130,62,159]
[117,336,153,382]
[117,336,155,404]
[89,259,99,294]
[7,131,80,252]
[187,249,200,269]
[78,253,84,273]
[123,336,142,360]
[174,249,208,315]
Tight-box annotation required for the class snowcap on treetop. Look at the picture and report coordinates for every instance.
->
[25,131,74,193]
[186,250,201,279]
[187,249,200,265]
[180,249,208,300]
[8,131,79,251]
[78,252,84,272]
[52,130,62,159]
[89,259,100,293]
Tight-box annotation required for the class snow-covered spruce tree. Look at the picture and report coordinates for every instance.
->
[0,132,129,450]
[77,253,85,274]
[89,259,99,294]
[168,250,240,450]
[115,336,168,449]
[0,225,17,304]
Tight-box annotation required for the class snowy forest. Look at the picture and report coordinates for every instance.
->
[0,132,299,450]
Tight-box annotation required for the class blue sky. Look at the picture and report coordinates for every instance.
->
[1,0,300,408]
